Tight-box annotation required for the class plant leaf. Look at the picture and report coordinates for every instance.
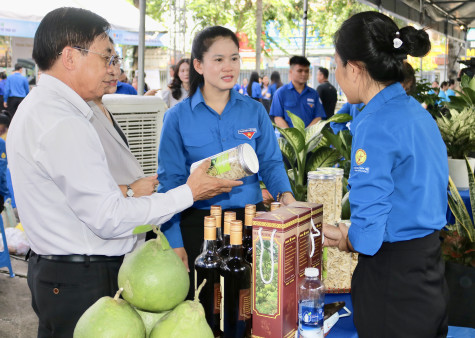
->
[276,126,305,154]
[286,111,306,136]
[133,224,154,234]
[306,147,341,171]
[277,137,296,164]
[448,176,474,242]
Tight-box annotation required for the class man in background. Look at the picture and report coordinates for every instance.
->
[3,64,29,118]
[270,56,326,128]
[316,66,337,118]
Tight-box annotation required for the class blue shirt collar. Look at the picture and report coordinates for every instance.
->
[351,82,406,134]
[287,81,310,95]
[190,86,245,112]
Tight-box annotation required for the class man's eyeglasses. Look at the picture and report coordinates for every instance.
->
[60,47,123,67]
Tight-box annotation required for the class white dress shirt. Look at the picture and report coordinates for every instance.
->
[7,74,193,256]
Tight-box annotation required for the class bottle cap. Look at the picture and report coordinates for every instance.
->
[270,202,281,211]
[210,205,222,215]
[305,267,319,278]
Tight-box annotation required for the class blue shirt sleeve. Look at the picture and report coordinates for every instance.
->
[255,104,292,198]
[269,88,285,118]
[23,77,29,95]
[348,121,396,255]
[156,108,187,248]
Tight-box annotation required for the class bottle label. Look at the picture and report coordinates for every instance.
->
[214,282,221,314]
[298,301,324,337]
[220,275,224,332]
[238,288,251,321]
[209,153,231,175]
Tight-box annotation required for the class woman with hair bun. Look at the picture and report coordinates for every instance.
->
[323,12,448,337]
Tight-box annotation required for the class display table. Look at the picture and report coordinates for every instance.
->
[446,189,472,225]
[325,293,475,337]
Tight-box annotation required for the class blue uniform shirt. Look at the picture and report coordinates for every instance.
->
[348,83,448,255]
[0,139,9,197]
[251,82,262,99]
[330,102,365,134]
[4,73,29,102]
[157,88,291,248]
[269,82,326,127]
[445,88,455,102]
[115,81,137,95]
[0,79,6,96]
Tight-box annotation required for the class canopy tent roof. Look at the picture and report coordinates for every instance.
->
[0,0,166,32]
[361,0,474,41]
[0,0,167,46]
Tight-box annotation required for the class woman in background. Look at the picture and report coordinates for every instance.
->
[247,71,262,101]
[261,74,272,113]
[323,11,448,337]
[161,58,190,108]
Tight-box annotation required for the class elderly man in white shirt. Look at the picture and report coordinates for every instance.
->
[7,7,241,338]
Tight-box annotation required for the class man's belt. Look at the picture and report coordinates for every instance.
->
[30,251,124,263]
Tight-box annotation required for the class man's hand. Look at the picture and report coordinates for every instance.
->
[323,223,352,252]
[3,102,6,108]
[186,159,243,201]
[173,247,189,271]
[129,174,159,197]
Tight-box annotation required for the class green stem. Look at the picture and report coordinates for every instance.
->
[195,279,207,302]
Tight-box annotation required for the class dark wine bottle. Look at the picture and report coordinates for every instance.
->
[242,204,256,265]
[219,220,252,338]
[210,205,223,250]
[195,216,222,337]
[217,211,235,260]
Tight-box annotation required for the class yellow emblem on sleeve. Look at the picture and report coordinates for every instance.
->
[355,149,367,165]
[1,153,5,159]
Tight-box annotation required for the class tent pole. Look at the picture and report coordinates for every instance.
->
[138,0,145,95]
[302,0,308,57]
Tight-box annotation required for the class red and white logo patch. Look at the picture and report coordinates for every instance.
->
[238,128,257,140]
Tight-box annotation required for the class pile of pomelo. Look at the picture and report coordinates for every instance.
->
[73,227,213,338]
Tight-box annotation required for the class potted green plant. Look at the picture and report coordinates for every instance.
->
[436,75,475,189]
[442,157,475,328]
[275,111,351,201]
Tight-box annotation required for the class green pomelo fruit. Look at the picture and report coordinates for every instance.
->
[118,232,189,312]
[150,279,213,338]
[135,308,169,338]
[73,290,145,338]
[149,300,213,338]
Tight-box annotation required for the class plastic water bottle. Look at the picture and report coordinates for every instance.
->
[298,268,325,338]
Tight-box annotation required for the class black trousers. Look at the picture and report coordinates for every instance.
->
[6,96,24,118]
[27,253,123,338]
[351,231,448,338]
[181,203,266,300]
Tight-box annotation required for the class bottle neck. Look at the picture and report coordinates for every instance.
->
[229,244,243,259]
[223,234,230,246]
[202,239,218,255]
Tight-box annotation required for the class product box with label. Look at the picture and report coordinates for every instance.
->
[251,208,298,338]
[290,202,323,275]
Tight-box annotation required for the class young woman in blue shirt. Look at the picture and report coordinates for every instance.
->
[157,26,295,299]
[323,12,448,337]
[247,71,262,101]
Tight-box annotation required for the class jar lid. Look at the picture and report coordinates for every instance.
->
[305,267,319,278]
[307,171,336,180]
[316,167,344,176]
[238,143,259,175]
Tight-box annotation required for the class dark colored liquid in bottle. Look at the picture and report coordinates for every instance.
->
[219,221,252,338]
[195,216,223,337]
